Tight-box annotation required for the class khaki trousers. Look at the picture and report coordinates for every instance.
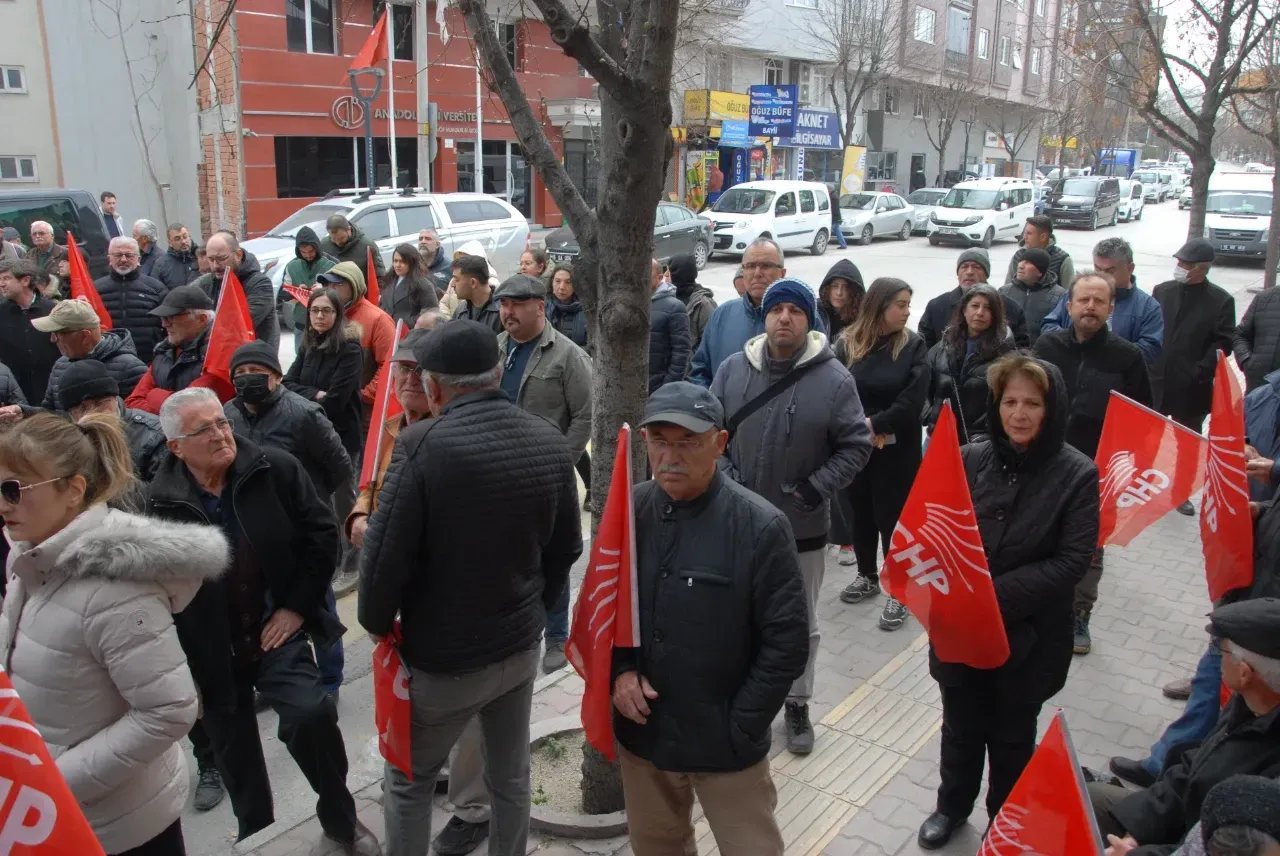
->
[618,745,784,856]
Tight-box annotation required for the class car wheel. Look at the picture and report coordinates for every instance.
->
[898,220,911,240]
[979,227,994,249]
[929,235,940,246]
[860,225,874,246]
[693,241,709,270]
[811,229,829,256]
[1088,212,1098,231]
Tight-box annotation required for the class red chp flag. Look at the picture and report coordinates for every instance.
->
[202,269,256,383]
[880,402,1009,669]
[566,424,641,760]
[281,285,313,307]
[365,246,381,308]
[1095,392,1208,547]
[64,232,112,331]
[344,10,387,81]
[373,622,413,779]
[1202,351,1254,601]
[358,320,408,491]
[979,711,1103,856]
[0,670,106,855]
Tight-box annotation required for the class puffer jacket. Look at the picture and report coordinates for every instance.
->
[1244,369,1280,501]
[192,251,280,350]
[497,323,594,459]
[124,326,234,414]
[931,360,1099,703]
[1234,285,1280,392]
[712,331,873,546]
[1041,278,1164,366]
[283,322,366,459]
[41,330,148,411]
[612,472,809,773]
[224,385,353,496]
[93,267,168,360]
[818,258,865,342]
[0,360,27,406]
[547,296,589,349]
[284,226,337,333]
[319,222,387,282]
[923,338,1016,444]
[1000,271,1065,347]
[358,389,583,673]
[149,246,201,291]
[1004,242,1074,291]
[120,403,168,482]
[649,283,692,392]
[0,506,228,854]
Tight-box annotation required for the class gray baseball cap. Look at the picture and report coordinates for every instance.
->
[640,381,725,433]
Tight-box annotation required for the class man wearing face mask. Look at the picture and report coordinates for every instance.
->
[1151,238,1235,516]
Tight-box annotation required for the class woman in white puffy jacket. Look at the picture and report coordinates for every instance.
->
[0,412,229,856]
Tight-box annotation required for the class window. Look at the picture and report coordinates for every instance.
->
[914,7,936,42]
[706,51,732,91]
[1058,57,1067,81]
[498,22,519,69]
[286,0,335,54]
[352,208,392,240]
[999,36,1010,65]
[764,58,783,86]
[977,28,990,58]
[883,87,899,115]
[799,190,816,213]
[818,191,830,211]
[1012,41,1023,69]
[797,62,829,106]
[373,1,414,61]
[274,137,354,198]
[443,199,513,224]
[0,156,36,182]
[914,90,927,118]
[947,6,971,54]
[392,203,439,234]
[785,0,818,7]
[776,192,797,215]
[1035,0,1046,13]
[1031,47,1042,74]
[0,66,26,93]
[866,151,898,182]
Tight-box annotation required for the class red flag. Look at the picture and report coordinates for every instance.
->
[358,319,408,491]
[282,284,313,307]
[202,269,256,383]
[344,11,388,82]
[365,245,381,308]
[373,622,412,779]
[1202,351,1254,601]
[880,402,1009,669]
[1095,392,1208,547]
[979,712,1103,856]
[64,231,112,331]
[566,424,641,760]
[0,670,107,855]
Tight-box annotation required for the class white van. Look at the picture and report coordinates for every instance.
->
[708,180,834,257]
[1206,172,1273,260]
[926,178,1036,248]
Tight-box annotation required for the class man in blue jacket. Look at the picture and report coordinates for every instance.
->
[1040,237,1163,366]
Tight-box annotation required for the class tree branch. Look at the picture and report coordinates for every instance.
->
[526,0,639,101]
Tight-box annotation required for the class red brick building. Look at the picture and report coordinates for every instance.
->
[193,0,597,238]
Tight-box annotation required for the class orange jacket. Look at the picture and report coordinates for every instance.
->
[345,297,396,405]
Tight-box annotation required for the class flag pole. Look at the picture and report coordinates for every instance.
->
[475,57,483,191]
[387,10,398,190]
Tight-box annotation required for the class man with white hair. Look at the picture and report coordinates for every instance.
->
[23,220,67,277]
[93,235,169,358]
[133,218,161,277]
[125,284,232,413]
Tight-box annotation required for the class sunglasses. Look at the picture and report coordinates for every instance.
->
[0,477,62,505]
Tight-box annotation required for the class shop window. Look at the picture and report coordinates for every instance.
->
[866,151,898,182]
[286,0,335,55]
[374,1,415,61]
[275,137,353,198]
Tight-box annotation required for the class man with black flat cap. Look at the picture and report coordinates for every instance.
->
[359,319,583,856]
[1151,237,1236,516]
[126,284,235,413]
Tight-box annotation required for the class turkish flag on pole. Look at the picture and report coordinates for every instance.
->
[0,670,107,855]
[344,10,388,82]
[202,269,256,383]
[1095,392,1208,547]
[1202,351,1254,601]
[365,246,381,308]
[64,232,112,331]
[566,424,641,760]
[979,711,1104,856]
[358,319,408,491]
[880,402,1009,669]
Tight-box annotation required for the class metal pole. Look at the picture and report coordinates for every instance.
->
[349,70,384,192]
[475,60,483,191]
[417,0,431,191]
[388,12,398,190]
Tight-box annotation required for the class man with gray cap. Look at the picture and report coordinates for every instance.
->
[494,272,593,673]
[1152,237,1235,515]
[613,381,808,855]
[359,319,583,856]
[918,248,1029,350]
[29,298,147,411]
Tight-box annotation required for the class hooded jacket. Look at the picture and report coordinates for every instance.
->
[284,226,338,333]
[547,296,589,349]
[668,253,717,357]
[1041,277,1164,366]
[93,266,168,360]
[39,329,148,411]
[318,222,387,282]
[690,292,829,387]
[818,259,865,342]
[924,337,1016,444]
[192,251,281,350]
[284,321,366,459]
[324,260,397,405]
[224,384,353,496]
[1000,269,1065,347]
[1004,242,1075,291]
[125,325,234,414]
[497,322,594,459]
[712,331,873,546]
[149,246,201,291]
[0,506,228,854]
[649,282,693,393]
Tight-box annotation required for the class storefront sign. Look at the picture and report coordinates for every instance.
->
[683,89,750,124]
[776,109,841,150]
[841,146,867,194]
[748,85,798,137]
[718,120,752,148]
[330,95,476,130]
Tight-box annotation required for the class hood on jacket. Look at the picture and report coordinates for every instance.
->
[985,357,1069,472]
[743,330,830,371]
[1011,268,1060,292]
[668,254,698,289]
[88,328,140,361]
[326,260,368,302]
[235,250,264,280]
[295,226,323,259]
[330,223,367,253]
[652,282,677,301]
[452,240,500,287]
[819,258,866,310]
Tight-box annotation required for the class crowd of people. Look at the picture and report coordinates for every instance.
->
[1,191,1279,856]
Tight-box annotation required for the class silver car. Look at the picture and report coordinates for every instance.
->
[839,191,915,244]
[905,189,948,235]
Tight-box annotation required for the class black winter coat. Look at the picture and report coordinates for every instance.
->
[931,361,1099,703]
[0,362,28,406]
[999,273,1065,348]
[148,326,210,393]
[0,295,60,404]
[121,404,167,482]
[818,258,866,343]
[547,297,589,350]
[1242,494,1280,602]
[919,285,1030,351]
[1151,279,1235,420]
[283,326,365,460]
[148,438,343,710]
[1033,327,1152,460]
[613,472,809,773]
[193,252,281,350]
[840,333,930,447]
[224,386,352,496]
[358,389,583,674]
[649,285,692,393]
[318,224,387,282]
[453,294,503,333]
[1233,285,1280,393]
[149,247,201,291]
[94,268,168,359]
[380,274,439,328]
[923,339,1016,444]
[40,330,148,411]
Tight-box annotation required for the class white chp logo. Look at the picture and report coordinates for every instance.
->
[889,503,989,595]
[1101,451,1170,509]
[979,804,1046,855]
[1203,430,1249,532]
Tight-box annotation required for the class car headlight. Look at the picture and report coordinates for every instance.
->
[735,220,750,229]
[961,216,982,226]
[1262,230,1270,244]
[930,212,941,223]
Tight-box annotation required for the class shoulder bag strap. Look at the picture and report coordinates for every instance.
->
[726,352,833,438]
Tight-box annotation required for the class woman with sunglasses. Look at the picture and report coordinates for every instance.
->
[0,412,229,856]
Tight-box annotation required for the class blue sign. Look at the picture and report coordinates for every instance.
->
[718,120,752,148]
[748,85,799,137]
[777,109,842,150]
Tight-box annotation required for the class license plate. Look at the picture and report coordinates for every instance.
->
[549,252,575,262]
[936,227,956,235]
[1222,244,1248,252]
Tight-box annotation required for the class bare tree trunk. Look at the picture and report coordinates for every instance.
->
[1187,148,1216,241]
[1267,164,1280,289]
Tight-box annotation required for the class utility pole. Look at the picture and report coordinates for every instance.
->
[417,0,432,190]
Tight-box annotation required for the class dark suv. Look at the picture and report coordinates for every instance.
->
[1044,177,1122,230]
[0,188,111,277]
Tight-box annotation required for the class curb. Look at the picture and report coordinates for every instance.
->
[528,716,628,839]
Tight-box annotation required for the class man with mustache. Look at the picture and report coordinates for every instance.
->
[1033,270,1151,656]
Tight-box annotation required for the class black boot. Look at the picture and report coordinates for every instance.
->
[918,812,967,849]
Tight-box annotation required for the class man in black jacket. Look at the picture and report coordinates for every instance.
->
[94,237,168,359]
[359,320,582,856]
[149,223,202,290]
[30,298,147,410]
[451,254,502,332]
[321,215,387,282]
[418,229,453,295]
[919,249,1030,350]
[614,382,808,854]
[1034,271,1151,656]
[648,258,692,392]
[57,358,167,483]
[195,231,281,349]
[1235,284,1280,394]
[0,258,60,406]
[148,387,376,855]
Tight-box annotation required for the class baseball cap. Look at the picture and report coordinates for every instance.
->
[640,382,725,433]
[32,299,102,332]
[149,284,215,317]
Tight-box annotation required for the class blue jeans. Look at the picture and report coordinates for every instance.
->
[834,224,848,248]
[315,587,344,692]
[1142,638,1221,776]
[545,584,570,645]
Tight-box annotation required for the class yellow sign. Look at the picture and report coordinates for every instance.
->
[841,146,867,194]
[683,89,750,123]
[1041,135,1078,149]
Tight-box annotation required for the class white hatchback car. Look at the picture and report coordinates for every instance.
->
[926,178,1037,248]
[1117,180,1146,222]
[708,180,835,257]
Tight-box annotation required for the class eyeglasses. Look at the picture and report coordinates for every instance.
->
[0,477,62,505]
[309,306,337,317]
[172,417,232,441]
[108,252,139,260]
[647,436,709,453]
[741,262,782,273]
[206,253,233,265]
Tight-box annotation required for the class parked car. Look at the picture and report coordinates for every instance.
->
[1131,170,1170,202]
[926,178,1036,248]
[0,188,111,277]
[1033,184,1048,215]
[1045,176,1122,230]
[543,202,713,268]
[905,188,948,234]
[1117,179,1146,222]
[1179,185,1194,209]
[708,180,834,257]
[838,192,915,244]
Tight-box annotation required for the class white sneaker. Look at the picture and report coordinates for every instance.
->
[837,546,856,566]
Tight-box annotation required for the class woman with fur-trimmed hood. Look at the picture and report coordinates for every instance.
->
[0,412,229,856]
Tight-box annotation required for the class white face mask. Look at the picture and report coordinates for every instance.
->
[1173,266,1190,283]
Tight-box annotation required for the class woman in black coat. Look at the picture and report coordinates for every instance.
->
[283,287,365,462]
[818,258,865,341]
[833,278,930,630]
[546,263,589,349]
[381,243,439,328]
[919,354,1098,849]
[924,283,1016,445]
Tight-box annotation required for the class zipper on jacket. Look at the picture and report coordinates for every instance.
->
[678,570,731,587]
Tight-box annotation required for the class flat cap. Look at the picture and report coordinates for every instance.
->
[32,299,102,332]
[149,284,214,317]
[392,328,432,363]
[1174,237,1215,264]
[493,273,546,302]
[413,319,500,375]
[1200,775,1280,845]
[1207,597,1280,659]
[641,381,725,433]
